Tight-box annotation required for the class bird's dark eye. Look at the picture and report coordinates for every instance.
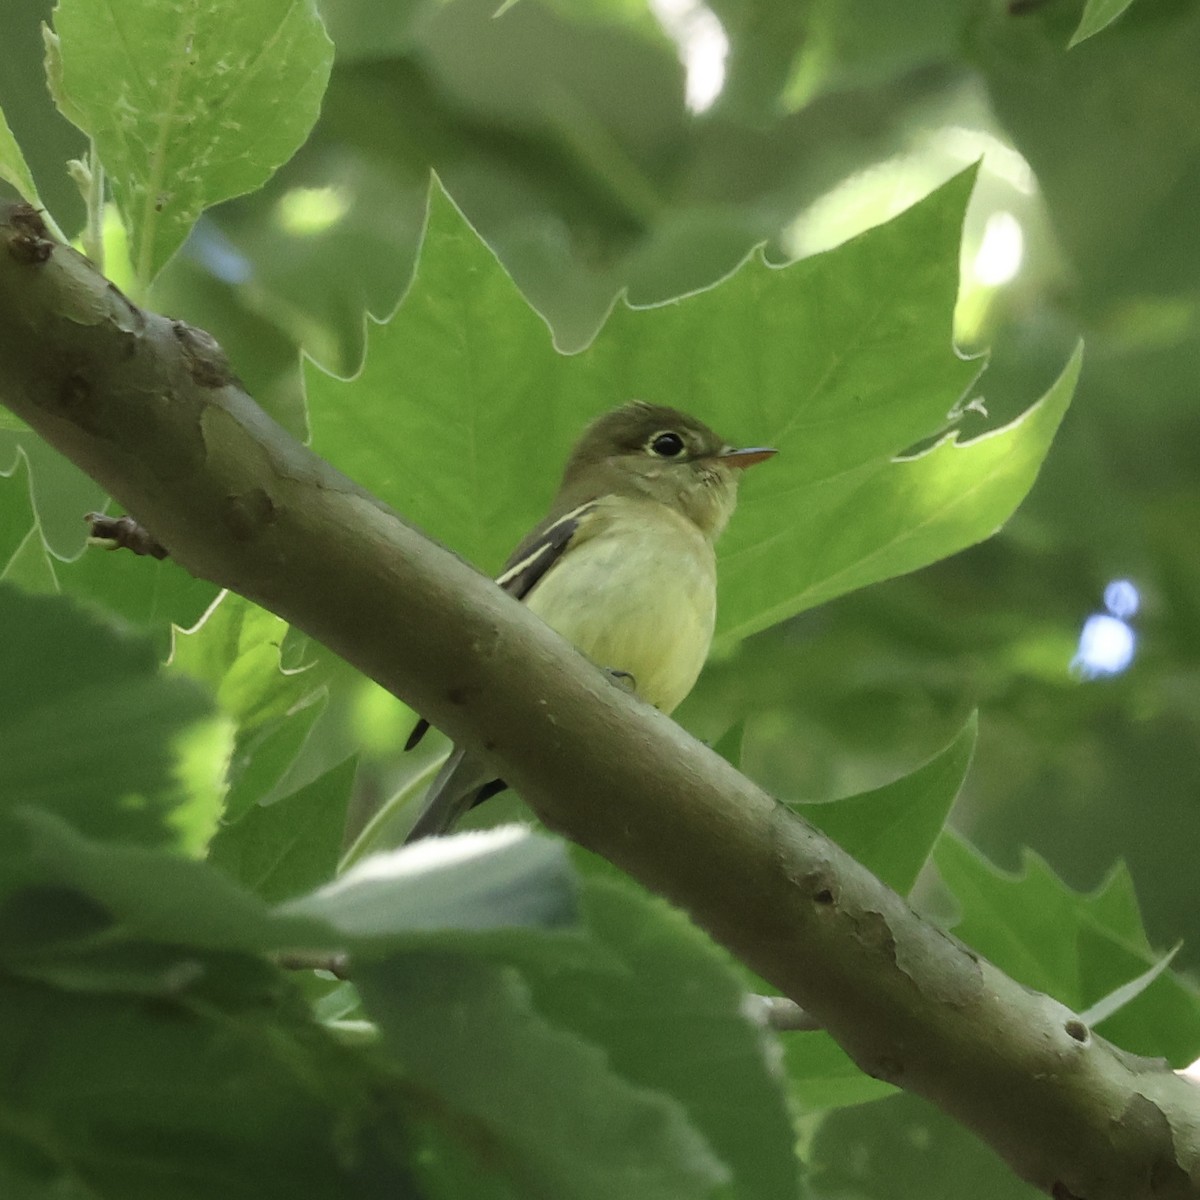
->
[649,431,685,458]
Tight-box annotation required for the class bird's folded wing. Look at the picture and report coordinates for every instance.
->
[495,501,596,599]
[404,501,598,751]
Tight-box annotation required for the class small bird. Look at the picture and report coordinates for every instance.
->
[404,401,776,841]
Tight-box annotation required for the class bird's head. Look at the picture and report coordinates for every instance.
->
[560,401,776,540]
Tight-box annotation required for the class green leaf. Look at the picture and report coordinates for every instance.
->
[354,951,730,1200]
[221,692,327,819]
[0,430,214,630]
[720,343,1080,645]
[933,831,1200,1064]
[307,173,1076,648]
[12,810,581,963]
[710,719,746,767]
[47,0,334,285]
[1076,922,1200,1066]
[1079,942,1180,1027]
[0,410,31,433]
[0,584,212,847]
[0,817,413,1195]
[0,431,106,561]
[518,878,800,1200]
[169,591,331,823]
[0,99,42,206]
[810,1092,1042,1199]
[317,0,431,60]
[1069,0,1137,47]
[214,0,961,368]
[169,592,320,726]
[10,807,328,951]
[0,451,58,594]
[1077,861,1153,955]
[280,827,579,948]
[781,0,966,107]
[781,1033,896,1113]
[10,810,585,1064]
[935,832,1105,1002]
[794,712,977,895]
[3,923,226,998]
[0,1133,94,1200]
[207,757,356,902]
[0,970,412,1200]
[0,464,214,652]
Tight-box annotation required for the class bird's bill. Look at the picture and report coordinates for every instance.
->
[718,446,778,469]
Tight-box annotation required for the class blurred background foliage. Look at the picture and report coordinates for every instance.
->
[4,0,1194,966]
[2,0,1199,1193]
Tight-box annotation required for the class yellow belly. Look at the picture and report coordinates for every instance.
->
[523,503,717,714]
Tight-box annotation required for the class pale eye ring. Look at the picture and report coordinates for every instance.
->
[648,431,685,458]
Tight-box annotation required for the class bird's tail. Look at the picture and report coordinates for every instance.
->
[403,748,497,843]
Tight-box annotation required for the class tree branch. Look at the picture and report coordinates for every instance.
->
[1,203,1197,1198]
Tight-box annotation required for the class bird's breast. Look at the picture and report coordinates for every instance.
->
[523,505,717,714]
